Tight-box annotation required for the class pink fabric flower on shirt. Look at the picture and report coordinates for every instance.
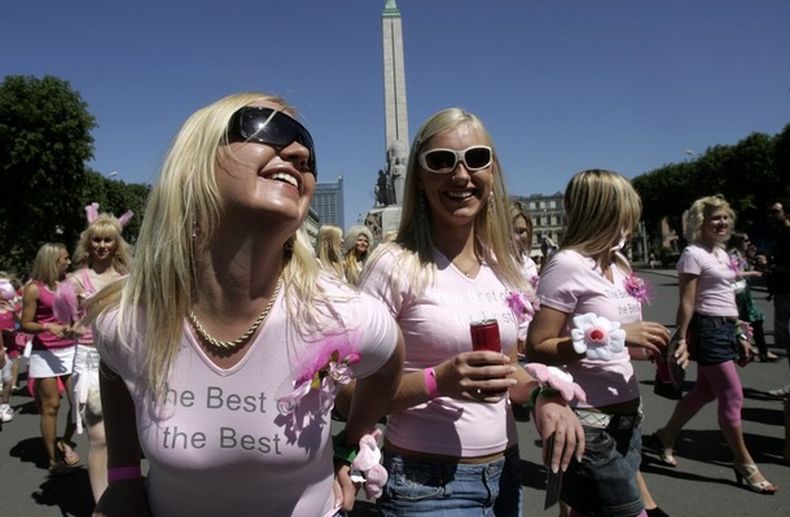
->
[524,363,587,404]
[276,334,360,418]
[623,272,651,305]
[350,428,388,500]
[506,291,540,323]
[570,313,626,361]
[728,255,746,275]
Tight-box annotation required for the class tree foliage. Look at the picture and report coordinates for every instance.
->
[0,75,149,274]
[632,126,789,248]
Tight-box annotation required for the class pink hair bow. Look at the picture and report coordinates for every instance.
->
[349,428,388,500]
[84,202,100,224]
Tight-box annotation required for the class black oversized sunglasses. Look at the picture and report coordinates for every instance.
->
[227,106,317,176]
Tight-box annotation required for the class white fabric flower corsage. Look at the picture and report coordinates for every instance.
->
[570,313,626,361]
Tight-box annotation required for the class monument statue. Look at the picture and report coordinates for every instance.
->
[386,140,408,205]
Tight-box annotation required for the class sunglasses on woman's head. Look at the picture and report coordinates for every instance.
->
[227,106,317,176]
[418,145,493,174]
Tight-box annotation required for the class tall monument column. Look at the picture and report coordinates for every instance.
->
[382,0,409,205]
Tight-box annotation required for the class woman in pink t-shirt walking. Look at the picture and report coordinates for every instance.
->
[527,170,685,516]
[651,195,777,494]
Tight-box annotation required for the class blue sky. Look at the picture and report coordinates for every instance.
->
[3,1,789,228]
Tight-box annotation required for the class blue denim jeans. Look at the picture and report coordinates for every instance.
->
[376,447,522,516]
[561,424,643,517]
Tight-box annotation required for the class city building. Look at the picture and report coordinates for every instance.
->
[311,176,344,229]
[514,192,565,256]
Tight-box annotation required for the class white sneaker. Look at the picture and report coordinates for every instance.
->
[767,384,790,398]
[0,404,13,423]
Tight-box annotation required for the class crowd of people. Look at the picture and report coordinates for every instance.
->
[0,91,788,516]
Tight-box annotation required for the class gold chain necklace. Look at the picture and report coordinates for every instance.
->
[188,279,282,350]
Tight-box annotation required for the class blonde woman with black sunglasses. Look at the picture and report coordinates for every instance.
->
[89,92,403,517]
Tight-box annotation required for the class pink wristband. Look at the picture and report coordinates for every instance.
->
[423,367,440,398]
[107,465,142,483]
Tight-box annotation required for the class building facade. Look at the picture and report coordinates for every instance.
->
[514,192,565,256]
[311,176,344,229]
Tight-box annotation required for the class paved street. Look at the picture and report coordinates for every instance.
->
[1,270,788,516]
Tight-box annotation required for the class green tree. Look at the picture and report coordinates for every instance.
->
[0,75,96,272]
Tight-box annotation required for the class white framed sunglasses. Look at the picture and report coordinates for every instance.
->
[418,145,493,174]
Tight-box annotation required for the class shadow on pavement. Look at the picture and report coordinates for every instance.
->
[8,438,94,516]
[32,468,94,517]
[741,405,785,426]
[9,437,51,469]
[642,429,785,468]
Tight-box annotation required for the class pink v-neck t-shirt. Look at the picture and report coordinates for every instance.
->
[361,247,520,457]
[676,244,739,318]
[537,250,642,409]
[95,279,398,517]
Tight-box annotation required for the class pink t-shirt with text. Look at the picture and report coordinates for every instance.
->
[95,280,398,517]
[537,250,641,409]
[361,246,520,457]
[676,244,738,318]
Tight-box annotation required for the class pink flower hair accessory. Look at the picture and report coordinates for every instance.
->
[524,363,587,404]
[624,272,651,305]
[505,290,540,324]
[570,313,626,361]
[349,428,388,500]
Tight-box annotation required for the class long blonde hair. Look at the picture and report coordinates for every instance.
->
[363,107,529,295]
[685,195,735,244]
[30,243,68,288]
[561,169,642,268]
[89,92,335,399]
[343,225,373,286]
[72,213,132,274]
[315,225,344,279]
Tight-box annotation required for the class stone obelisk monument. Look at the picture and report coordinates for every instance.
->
[367,0,410,239]
[381,0,408,207]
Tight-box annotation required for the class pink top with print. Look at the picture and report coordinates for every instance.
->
[32,281,76,350]
[362,247,520,457]
[676,244,738,318]
[95,280,398,517]
[537,250,641,409]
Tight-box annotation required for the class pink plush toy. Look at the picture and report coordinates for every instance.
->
[524,363,587,404]
[350,428,388,499]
